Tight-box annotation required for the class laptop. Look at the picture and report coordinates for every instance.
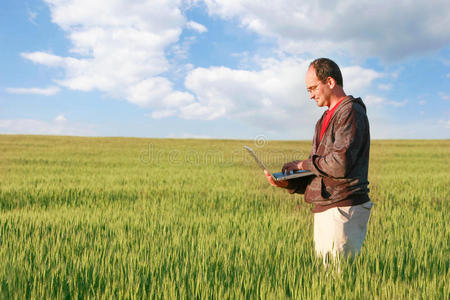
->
[243,146,314,181]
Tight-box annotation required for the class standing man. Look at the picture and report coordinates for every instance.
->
[265,58,372,262]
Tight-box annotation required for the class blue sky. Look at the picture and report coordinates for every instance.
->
[1,0,449,140]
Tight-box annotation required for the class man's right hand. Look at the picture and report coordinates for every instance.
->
[264,170,288,188]
[282,160,303,174]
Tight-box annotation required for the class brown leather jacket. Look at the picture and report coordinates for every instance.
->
[288,96,370,209]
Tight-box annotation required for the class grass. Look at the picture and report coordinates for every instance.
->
[0,135,448,299]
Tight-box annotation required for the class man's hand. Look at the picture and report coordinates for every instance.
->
[282,160,303,174]
[264,170,288,188]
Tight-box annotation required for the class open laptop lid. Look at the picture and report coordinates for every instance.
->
[243,146,314,181]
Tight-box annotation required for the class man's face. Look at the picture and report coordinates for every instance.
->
[305,67,332,107]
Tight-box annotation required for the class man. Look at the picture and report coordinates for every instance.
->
[265,58,372,262]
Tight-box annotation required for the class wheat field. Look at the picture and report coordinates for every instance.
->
[0,135,448,299]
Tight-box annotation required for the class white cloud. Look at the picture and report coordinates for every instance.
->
[203,0,450,60]
[186,21,207,33]
[27,8,38,25]
[0,117,95,136]
[389,100,407,107]
[378,83,393,91]
[126,77,194,108]
[151,110,177,119]
[390,69,402,79]
[169,36,197,60]
[365,95,407,107]
[440,120,450,129]
[365,95,385,105]
[183,59,313,124]
[5,86,60,96]
[23,0,192,106]
[439,92,450,101]
[341,66,382,94]
[19,0,428,140]
[447,73,450,78]
[55,114,66,122]
[179,58,382,136]
[21,52,64,67]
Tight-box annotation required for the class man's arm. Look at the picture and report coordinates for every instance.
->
[302,108,368,178]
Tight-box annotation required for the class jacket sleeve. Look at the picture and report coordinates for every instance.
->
[302,107,368,179]
[286,176,313,194]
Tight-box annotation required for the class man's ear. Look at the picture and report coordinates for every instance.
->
[326,76,336,89]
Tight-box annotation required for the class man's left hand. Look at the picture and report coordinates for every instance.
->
[264,170,288,188]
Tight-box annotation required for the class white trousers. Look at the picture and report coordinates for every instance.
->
[313,201,373,261]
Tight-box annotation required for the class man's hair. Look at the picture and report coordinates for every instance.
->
[309,58,343,87]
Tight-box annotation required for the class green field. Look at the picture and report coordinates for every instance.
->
[0,135,448,299]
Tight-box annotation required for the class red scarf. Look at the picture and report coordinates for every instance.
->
[319,96,346,142]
